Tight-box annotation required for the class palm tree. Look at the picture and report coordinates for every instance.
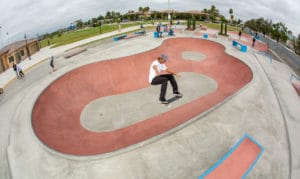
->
[229,8,234,23]
[208,5,219,22]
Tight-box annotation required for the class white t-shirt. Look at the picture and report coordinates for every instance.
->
[148,60,167,83]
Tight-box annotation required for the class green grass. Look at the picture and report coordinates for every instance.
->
[39,21,239,49]
[66,26,155,51]
[40,22,141,48]
[197,22,240,32]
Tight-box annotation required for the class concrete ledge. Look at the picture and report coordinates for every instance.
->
[63,47,87,58]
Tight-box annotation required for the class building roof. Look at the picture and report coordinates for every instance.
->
[0,39,37,56]
[182,10,208,15]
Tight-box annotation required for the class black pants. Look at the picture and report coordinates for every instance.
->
[151,74,178,100]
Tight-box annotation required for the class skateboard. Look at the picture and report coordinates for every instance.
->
[161,95,183,107]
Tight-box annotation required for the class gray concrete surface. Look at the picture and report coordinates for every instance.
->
[0,26,299,179]
[81,72,217,132]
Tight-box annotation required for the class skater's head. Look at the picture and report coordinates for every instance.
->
[158,54,168,64]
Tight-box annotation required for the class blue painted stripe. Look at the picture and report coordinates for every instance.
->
[290,74,300,81]
[198,134,264,179]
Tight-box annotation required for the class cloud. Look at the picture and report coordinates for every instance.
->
[0,0,299,46]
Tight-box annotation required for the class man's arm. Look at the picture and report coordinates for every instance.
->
[166,69,180,77]
[153,64,180,77]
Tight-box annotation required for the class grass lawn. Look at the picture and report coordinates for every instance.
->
[39,21,239,49]
[198,22,240,32]
[40,22,141,48]
[66,26,155,51]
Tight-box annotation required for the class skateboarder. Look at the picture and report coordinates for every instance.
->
[238,30,242,40]
[50,56,56,72]
[149,54,182,104]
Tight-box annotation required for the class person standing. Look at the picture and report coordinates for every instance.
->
[252,37,256,48]
[238,30,242,40]
[12,62,24,78]
[50,56,56,72]
[118,23,121,32]
[12,63,19,78]
[16,63,24,78]
[149,54,182,104]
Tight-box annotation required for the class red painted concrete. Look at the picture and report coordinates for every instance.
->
[32,38,253,155]
[204,138,261,179]
[229,31,268,52]
[292,83,300,96]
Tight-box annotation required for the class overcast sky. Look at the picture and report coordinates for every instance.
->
[0,0,300,46]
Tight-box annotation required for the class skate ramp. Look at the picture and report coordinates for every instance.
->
[32,38,253,155]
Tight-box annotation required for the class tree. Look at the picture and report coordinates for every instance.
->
[237,19,242,25]
[296,34,300,54]
[229,8,234,23]
[144,7,150,13]
[271,22,288,43]
[207,5,219,22]
[105,11,112,19]
[75,19,83,29]
[92,18,98,26]
[245,18,272,35]
[97,15,104,20]
[138,6,143,12]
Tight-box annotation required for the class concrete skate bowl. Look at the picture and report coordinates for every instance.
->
[32,38,253,156]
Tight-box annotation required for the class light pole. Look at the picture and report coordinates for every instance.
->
[0,26,3,49]
[98,20,102,34]
[24,33,31,60]
[167,0,172,25]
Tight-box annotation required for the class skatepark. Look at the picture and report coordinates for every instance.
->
[0,25,300,178]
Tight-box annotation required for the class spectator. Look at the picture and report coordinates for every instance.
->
[156,23,162,37]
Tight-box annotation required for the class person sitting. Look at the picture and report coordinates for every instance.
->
[168,28,174,36]
[156,23,162,37]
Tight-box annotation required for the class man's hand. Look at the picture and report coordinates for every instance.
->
[175,73,181,77]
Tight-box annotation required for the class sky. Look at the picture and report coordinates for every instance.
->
[0,0,300,47]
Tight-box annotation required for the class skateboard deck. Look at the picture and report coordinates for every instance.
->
[161,95,183,106]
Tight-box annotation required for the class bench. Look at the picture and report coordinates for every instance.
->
[113,34,127,41]
[154,31,161,38]
[154,29,174,38]
[198,134,264,179]
[123,30,146,40]
[232,40,247,52]
[133,30,146,36]
[64,47,87,58]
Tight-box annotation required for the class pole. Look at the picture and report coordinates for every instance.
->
[24,34,31,60]
[168,0,171,25]
[0,26,3,49]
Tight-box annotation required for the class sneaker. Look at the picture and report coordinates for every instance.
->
[159,98,168,104]
[173,92,183,97]
[160,100,168,104]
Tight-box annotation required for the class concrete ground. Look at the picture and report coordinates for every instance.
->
[0,25,300,179]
